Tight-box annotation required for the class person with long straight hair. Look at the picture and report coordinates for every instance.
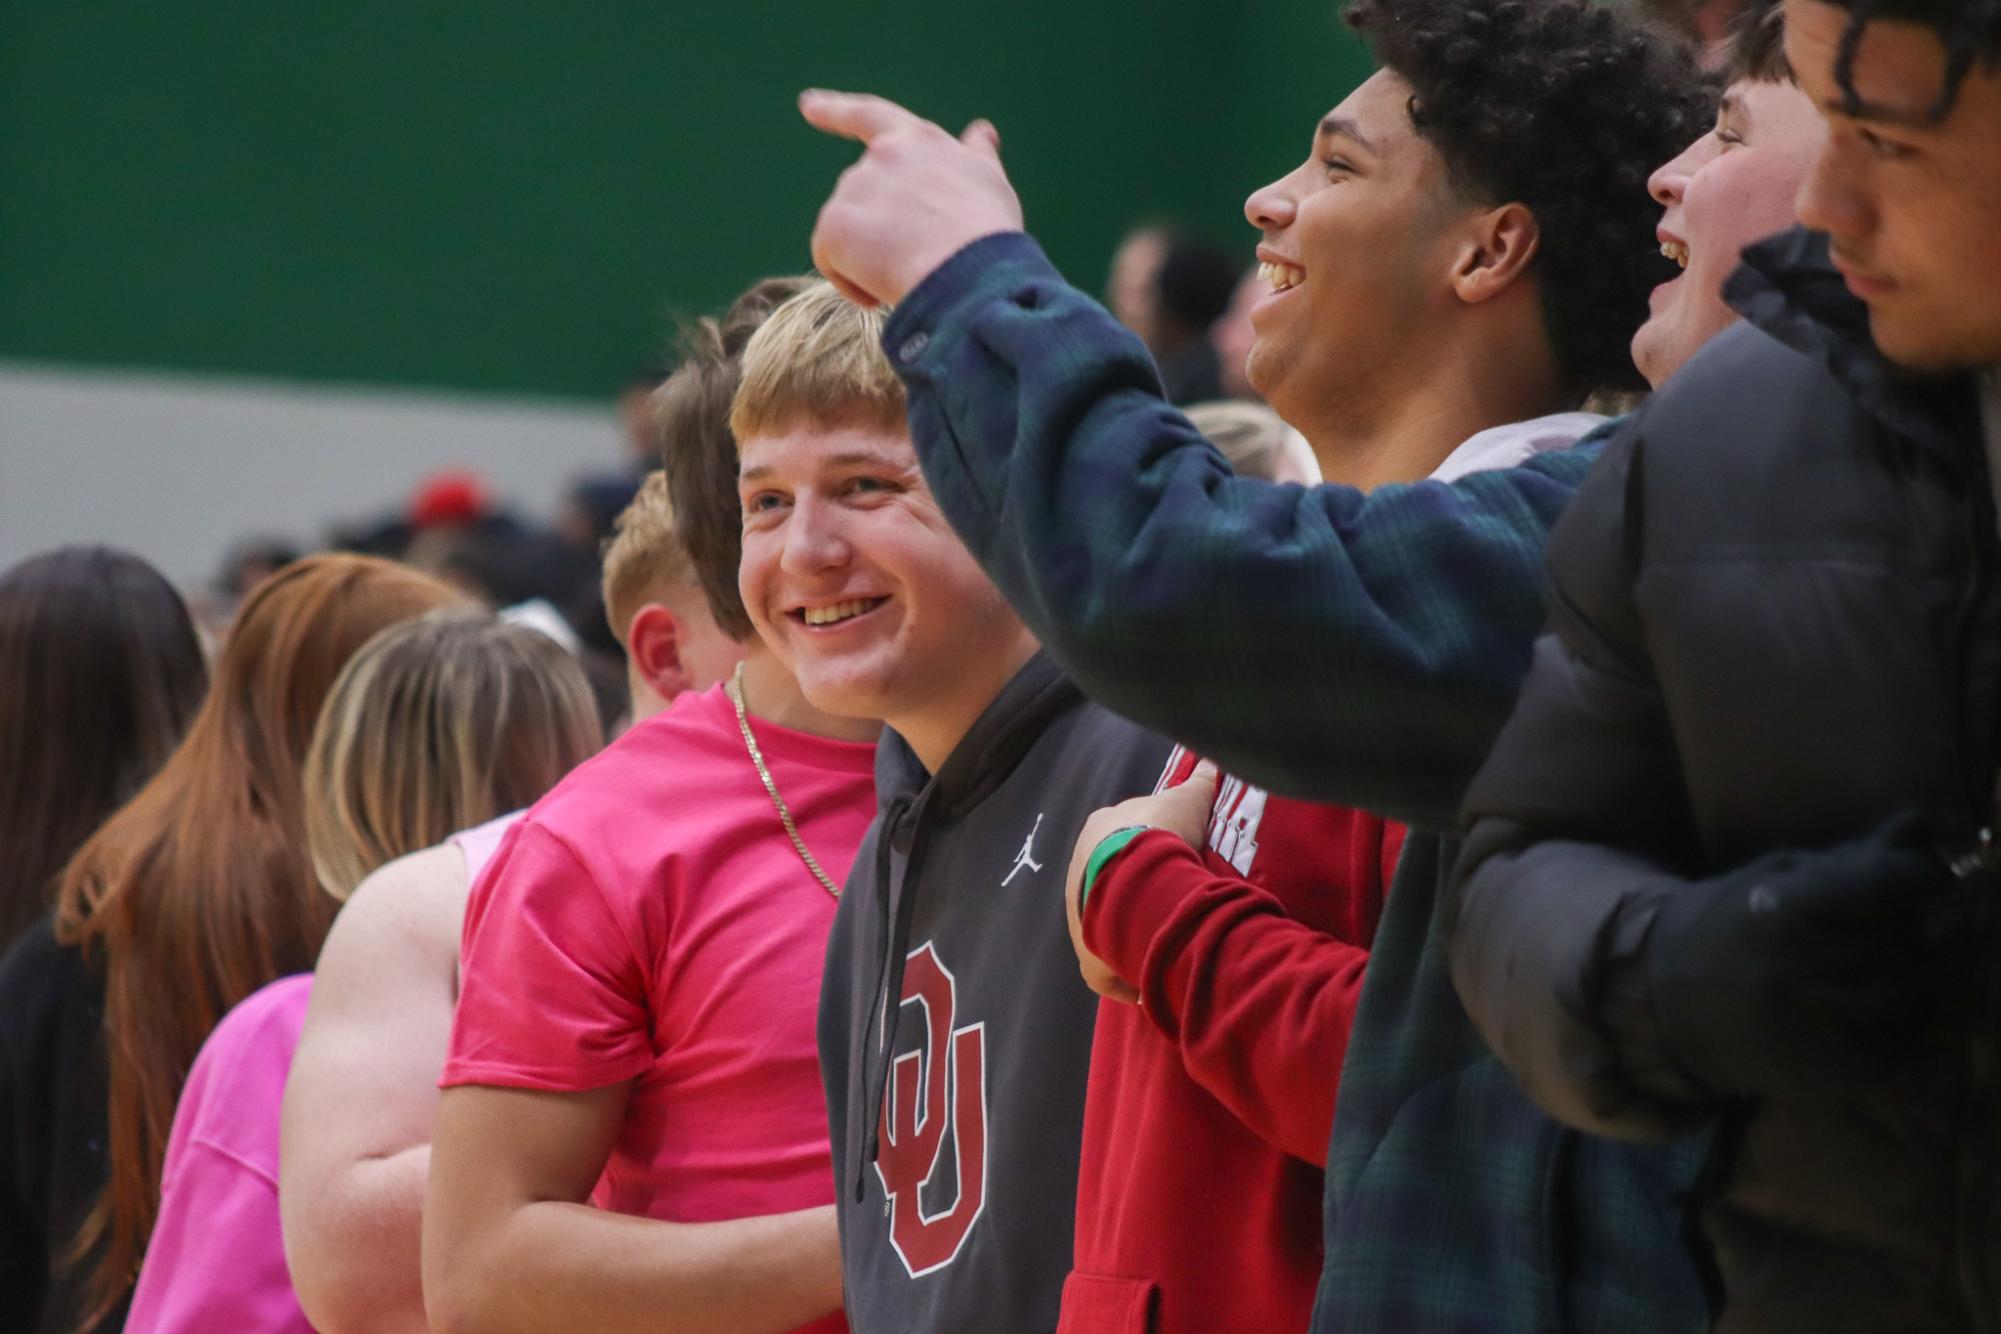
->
[0,546,208,956]
[0,553,461,1334]
[126,609,602,1332]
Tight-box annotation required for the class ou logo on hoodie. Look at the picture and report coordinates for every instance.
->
[874,942,989,1277]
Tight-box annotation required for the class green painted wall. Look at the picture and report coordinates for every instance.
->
[0,2,1371,400]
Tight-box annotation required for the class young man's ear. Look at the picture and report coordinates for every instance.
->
[625,603,693,704]
[1451,201,1541,305]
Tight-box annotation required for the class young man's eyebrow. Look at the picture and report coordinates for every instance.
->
[1317,115,1377,154]
[824,449,916,471]
[1816,94,1933,127]
[738,450,913,485]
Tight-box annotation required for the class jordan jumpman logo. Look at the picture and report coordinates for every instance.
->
[1002,813,1046,885]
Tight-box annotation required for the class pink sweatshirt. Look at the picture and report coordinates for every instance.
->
[126,974,314,1333]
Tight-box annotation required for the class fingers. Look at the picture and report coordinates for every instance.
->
[960,118,1002,158]
[1093,974,1142,1005]
[822,267,882,310]
[809,185,885,308]
[799,88,927,143]
[1182,759,1220,799]
[1153,759,1220,838]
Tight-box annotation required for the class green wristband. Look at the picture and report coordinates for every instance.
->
[1081,825,1152,914]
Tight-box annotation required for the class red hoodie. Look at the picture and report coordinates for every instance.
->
[1058,747,1404,1334]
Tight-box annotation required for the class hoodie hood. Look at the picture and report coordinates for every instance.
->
[871,649,1081,816]
[1727,226,1975,462]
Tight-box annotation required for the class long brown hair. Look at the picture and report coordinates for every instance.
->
[0,547,207,954]
[53,553,463,1323]
[303,610,602,900]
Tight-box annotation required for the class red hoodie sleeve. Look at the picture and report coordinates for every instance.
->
[1081,830,1368,1166]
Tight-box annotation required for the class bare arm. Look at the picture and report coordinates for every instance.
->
[281,845,468,1334]
[422,1083,843,1334]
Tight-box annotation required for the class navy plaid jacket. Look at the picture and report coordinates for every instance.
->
[881,233,1708,1333]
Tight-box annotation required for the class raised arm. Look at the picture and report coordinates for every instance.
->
[280,846,466,1334]
[883,234,1594,820]
[422,1083,843,1334]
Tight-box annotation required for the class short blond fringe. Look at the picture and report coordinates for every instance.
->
[601,471,696,643]
[730,282,906,446]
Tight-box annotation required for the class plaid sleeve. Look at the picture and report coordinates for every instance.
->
[884,233,1604,826]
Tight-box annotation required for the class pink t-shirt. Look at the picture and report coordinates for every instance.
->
[127,974,313,1334]
[443,684,875,1266]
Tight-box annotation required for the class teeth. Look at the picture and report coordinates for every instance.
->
[1259,260,1305,293]
[802,598,878,626]
[1660,240,1688,269]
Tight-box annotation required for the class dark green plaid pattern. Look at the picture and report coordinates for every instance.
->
[881,233,1708,1334]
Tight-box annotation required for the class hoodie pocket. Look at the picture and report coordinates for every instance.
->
[1057,1271,1158,1334]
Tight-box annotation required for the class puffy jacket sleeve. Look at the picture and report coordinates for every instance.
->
[1450,422,1716,1141]
[884,233,1599,826]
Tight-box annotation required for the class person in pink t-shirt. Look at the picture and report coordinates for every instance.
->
[125,612,602,1332]
[426,278,879,1334]
[281,430,751,1334]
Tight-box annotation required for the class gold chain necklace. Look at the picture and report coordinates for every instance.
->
[726,662,842,899]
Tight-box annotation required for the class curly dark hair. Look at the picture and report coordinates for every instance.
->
[1819,0,2001,118]
[1346,0,1714,397]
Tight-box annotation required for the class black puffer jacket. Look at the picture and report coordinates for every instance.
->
[1450,227,2001,1333]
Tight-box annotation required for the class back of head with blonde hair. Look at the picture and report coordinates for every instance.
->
[599,471,696,645]
[304,610,603,900]
[729,282,907,446]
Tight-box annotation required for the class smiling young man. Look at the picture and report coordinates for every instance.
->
[1452,0,2001,1329]
[423,277,877,1334]
[728,283,1173,1334]
[795,0,1713,1329]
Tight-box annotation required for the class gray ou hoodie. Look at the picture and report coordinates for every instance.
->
[820,651,1173,1333]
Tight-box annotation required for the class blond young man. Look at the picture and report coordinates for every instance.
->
[725,282,1173,1333]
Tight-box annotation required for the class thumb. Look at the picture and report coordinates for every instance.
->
[1184,758,1221,797]
[960,117,1002,159]
[1166,759,1221,819]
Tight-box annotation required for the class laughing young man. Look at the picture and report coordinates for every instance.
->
[795,0,1715,1328]
[1453,0,2001,1328]
[727,283,1173,1334]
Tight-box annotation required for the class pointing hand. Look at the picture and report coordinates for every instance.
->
[801,89,1024,308]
